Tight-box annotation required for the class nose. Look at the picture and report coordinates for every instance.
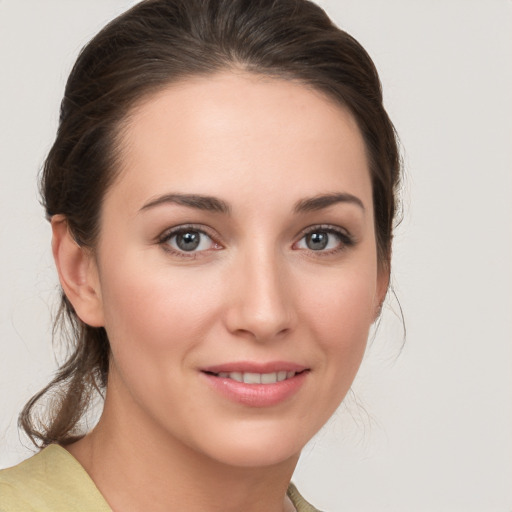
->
[224,249,297,342]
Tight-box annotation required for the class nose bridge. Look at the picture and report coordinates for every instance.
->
[226,241,295,340]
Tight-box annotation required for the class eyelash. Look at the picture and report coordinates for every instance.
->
[294,224,355,256]
[157,223,355,258]
[158,224,221,258]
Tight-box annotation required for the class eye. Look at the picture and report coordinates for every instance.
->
[294,226,353,253]
[161,227,219,254]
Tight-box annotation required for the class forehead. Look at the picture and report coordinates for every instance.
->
[109,71,372,213]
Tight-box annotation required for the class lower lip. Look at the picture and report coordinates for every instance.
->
[202,371,308,407]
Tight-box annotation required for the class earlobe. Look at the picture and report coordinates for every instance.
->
[51,215,105,327]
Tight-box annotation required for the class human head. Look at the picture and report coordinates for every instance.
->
[22,0,401,447]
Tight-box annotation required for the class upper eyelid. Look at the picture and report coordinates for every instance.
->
[296,223,351,239]
[158,223,218,242]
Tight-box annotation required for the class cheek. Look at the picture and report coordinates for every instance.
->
[98,255,222,366]
[301,264,377,373]
[305,264,377,333]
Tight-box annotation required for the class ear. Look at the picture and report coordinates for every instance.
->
[51,215,105,327]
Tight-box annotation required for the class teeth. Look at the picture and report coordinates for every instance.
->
[243,372,261,384]
[261,372,277,384]
[216,371,297,384]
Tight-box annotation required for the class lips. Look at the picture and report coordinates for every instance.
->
[214,370,298,384]
[201,362,309,407]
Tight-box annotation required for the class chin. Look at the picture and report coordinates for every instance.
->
[203,438,302,469]
[183,416,318,470]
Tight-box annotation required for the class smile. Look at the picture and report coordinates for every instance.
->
[213,371,298,384]
[202,364,309,407]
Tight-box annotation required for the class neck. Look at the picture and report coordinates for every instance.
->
[67,382,299,512]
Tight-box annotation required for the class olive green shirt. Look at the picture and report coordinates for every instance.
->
[0,445,320,511]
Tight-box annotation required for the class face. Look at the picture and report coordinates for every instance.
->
[89,72,386,468]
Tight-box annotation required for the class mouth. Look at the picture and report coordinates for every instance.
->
[203,370,306,384]
[201,364,309,407]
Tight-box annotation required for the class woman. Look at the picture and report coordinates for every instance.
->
[0,0,400,510]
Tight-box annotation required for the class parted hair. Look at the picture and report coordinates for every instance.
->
[20,0,401,447]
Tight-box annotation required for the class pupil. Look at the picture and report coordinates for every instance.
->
[307,232,328,250]
[177,231,200,251]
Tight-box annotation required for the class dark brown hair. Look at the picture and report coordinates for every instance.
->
[20,0,401,448]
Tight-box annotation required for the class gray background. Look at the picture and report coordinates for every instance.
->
[1,1,511,510]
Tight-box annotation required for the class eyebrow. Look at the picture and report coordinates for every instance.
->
[140,193,231,214]
[293,193,365,213]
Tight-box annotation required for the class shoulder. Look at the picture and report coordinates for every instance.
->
[0,445,111,512]
[287,482,324,512]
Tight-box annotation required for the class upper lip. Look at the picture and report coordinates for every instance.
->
[201,361,308,374]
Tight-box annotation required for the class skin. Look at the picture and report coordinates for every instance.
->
[52,71,388,512]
